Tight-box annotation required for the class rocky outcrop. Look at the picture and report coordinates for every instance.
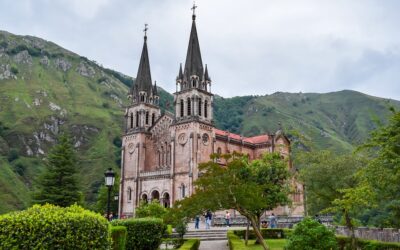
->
[54,58,71,72]
[0,64,17,80]
[13,50,32,65]
[40,56,49,67]
[76,61,95,77]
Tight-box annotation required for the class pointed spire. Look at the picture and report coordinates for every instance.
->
[153,81,158,96]
[204,64,210,82]
[131,24,152,97]
[183,4,203,83]
[177,63,183,82]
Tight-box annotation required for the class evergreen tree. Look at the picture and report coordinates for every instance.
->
[33,134,82,206]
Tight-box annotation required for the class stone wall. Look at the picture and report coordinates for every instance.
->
[335,226,400,243]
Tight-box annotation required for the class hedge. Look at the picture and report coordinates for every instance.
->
[233,228,293,239]
[112,217,165,250]
[336,235,400,250]
[178,239,200,250]
[0,204,110,249]
[111,226,127,250]
[228,230,248,250]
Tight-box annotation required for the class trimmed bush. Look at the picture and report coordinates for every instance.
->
[228,230,248,250]
[285,217,338,250]
[233,228,293,239]
[112,217,165,250]
[111,226,127,250]
[178,239,200,250]
[337,235,400,250]
[0,204,110,249]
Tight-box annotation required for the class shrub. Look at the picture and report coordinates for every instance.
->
[285,217,338,250]
[0,204,111,249]
[178,239,200,250]
[336,235,400,250]
[111,226,127,250]
[10,65,18,75]
[233,228,293,239]
[112,217,165,250]
[228,231,247,250]
[135,200,167,219]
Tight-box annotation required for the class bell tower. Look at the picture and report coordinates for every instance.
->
[174,4,213,125]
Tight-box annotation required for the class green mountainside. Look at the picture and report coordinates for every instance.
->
[0,30,399,213]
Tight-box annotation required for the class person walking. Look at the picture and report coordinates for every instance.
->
[205,210,212,230]
[195,215,200,229]
[225,211,231,227]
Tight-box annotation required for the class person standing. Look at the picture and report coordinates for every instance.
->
[195,215,200,229]
[269,213,277,228]
[225,211,231,227]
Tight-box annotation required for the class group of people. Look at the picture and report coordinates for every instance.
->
[194,210,215,229]
[261,213,277,228]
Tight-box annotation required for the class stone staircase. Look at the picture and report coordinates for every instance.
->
[183,229,228,241]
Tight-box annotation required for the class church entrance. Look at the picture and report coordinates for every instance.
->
[163,193,170,208]
[151,190,160,201]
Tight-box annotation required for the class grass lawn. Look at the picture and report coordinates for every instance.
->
[244,239,287,250]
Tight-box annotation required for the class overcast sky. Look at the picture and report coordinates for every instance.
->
[1,0,399,100]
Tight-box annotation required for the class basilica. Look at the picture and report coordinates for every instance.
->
[118,9,304,217]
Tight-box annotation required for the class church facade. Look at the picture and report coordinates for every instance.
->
[118,11,304,218]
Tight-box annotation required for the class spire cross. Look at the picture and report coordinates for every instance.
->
[143,23,148,37]
[191,2,197,16]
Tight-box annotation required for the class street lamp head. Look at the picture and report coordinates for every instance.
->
[114,194,119,201]
[104,168,115,187]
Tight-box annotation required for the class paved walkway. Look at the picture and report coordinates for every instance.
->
[199,240,229,250]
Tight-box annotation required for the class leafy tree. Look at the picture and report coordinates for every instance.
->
[135,200,167,219]
[176,152,290,250]
[33,134,82,206]
[95,183,119,215]
[285,217,338,250]
[358,109,400,227]
[298,150,373,248]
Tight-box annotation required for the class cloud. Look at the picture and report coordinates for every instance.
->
[0,0,399,100]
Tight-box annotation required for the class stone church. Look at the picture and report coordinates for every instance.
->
[118,10,304,218]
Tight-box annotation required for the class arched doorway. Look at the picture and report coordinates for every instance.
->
[151,190,160,201]
[163,193,170,208]
[141,194,148,204]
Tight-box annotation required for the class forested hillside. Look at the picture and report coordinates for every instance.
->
[0,30,399,213]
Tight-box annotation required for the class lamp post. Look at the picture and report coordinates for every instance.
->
[104,168,115,221]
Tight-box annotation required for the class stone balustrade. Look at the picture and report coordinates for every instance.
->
[139,168,171,178]
[335,226,400,243]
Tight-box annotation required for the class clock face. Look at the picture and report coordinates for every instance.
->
[128,143,135,153]
[202,133,209,145]
[178,133,187,145]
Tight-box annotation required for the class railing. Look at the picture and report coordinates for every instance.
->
[139,168,171,177]
[335,226,400,243]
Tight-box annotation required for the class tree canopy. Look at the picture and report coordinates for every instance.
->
[175,152,290,250]
[33,134,82,207]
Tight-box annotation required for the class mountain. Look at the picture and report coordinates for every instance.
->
[0,30,399,213]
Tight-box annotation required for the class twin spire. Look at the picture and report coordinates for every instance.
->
[130,3,211,104]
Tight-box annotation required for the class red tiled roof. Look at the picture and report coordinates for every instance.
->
[214,129,269,144]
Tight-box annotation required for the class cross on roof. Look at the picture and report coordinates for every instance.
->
[191,2,197,16]
[143,23,148,37]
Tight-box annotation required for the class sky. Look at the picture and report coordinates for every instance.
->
[1,0,399,100]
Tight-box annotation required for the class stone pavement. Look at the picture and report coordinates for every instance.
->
[199,240,229,250]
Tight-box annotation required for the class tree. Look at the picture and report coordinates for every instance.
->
[358,109,400,227]
[176,152,290,250]
[285,217,338,250]
[33,134,82,206]
[298,150,373,248]
[135,200,167,219]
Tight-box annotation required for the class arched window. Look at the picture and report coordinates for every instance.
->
[140,95,145,102]
[204,100,208,118]
[158,151,161,166]
[192,78,196,88]
[142,194,148,204]
[168,145,172,165]
[130,112,133,128]
[136,111,139,127]
[128,187,132,201]
[152,113,155,125]
[187,98,191,116]
[181,184,186,198]
[198,98,202,116]
[180,100,184,117]
[145,111,149,125]
[161,146,164,165]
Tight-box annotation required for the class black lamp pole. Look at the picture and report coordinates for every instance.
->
[104,168,115,221]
